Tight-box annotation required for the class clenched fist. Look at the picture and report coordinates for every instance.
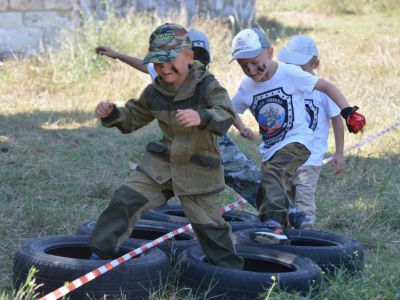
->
[176,109,201,128]
[95,102,114,119]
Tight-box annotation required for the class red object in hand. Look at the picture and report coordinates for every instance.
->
[347,112,366,133]
[341,106,366,134]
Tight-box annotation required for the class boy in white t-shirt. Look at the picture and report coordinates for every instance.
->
[278,36,346,229]
[94,29,261,207]
[230,28,366,244]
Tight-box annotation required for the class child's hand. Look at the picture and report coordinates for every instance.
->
[95,46,118,59]
[333,154,346,174]
[239,127,256,140]
[95,102,114,119]
[176,109,201,128]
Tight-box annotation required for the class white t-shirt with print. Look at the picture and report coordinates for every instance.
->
[303,90,340,166]
[147,63,158,81]
[232,63,318,162]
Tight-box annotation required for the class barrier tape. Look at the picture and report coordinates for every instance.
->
[323,120,400,165]
[39,197,248,300]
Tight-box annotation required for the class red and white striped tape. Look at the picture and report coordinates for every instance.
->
[323,120,400,165]
[39,197,248,300]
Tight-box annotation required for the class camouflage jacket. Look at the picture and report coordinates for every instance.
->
[101,61,235,195]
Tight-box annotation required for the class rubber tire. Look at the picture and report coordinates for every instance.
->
[178,245,321,299]
[13,235,170,300]
[76,219,198,263]
[234,228,364,273]
[142,203,259,231]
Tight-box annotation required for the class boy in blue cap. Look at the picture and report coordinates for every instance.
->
[95,29,261,207]
[89,23,244,269]
[230,28,366,244]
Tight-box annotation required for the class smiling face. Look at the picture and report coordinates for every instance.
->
[237,48,275,82]
[154,48,194,85]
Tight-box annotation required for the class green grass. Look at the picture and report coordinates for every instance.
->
[1,1,400,299]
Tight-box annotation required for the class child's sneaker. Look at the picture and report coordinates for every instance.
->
[289,210,315,229]
[250,219,289,245]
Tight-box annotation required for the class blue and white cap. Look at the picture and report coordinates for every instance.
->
[188,29,210,54]
[188,29,211,65]
[230,28,271,62]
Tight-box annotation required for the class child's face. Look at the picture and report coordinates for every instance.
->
[154,50,194,85]
[237,48,274,82]
[300,58,319,75]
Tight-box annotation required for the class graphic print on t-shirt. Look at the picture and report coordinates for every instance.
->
[305,99,319,131]
[250,87,294,149]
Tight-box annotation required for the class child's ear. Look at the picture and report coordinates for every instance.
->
[314,59,320,69]
[188,50,194,61]
[266,47,274,59]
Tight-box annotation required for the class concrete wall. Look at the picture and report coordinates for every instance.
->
[0,0,78,58]
[0,0,255,59]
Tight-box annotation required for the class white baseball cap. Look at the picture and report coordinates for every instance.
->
[230,28,271,62]
[278,35,318,65]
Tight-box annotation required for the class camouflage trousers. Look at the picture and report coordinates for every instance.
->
[89,170,244,269]
[257,143,310,227]
[218,134,261,208]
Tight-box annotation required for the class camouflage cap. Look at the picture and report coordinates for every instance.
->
[142,23,191,64]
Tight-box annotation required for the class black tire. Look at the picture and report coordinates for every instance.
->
[142,203,259,231]
[76,219,198,263]
[234,228,364,273]
[178,245,321,299]
[13,235,170,300]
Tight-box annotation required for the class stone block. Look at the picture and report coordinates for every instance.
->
[0,0,8,11]
[0,27,43,56]
[0,12,23,28]
[10,0,43,11]
[44,0,73,11]
[24,11,73,29]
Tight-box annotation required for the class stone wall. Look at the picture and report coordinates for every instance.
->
[0,0,255,59]
[0,0,78,58]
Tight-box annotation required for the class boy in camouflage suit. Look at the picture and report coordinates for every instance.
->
[95,29,261,207]
[89,23,244,269]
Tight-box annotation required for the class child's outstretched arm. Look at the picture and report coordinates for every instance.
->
[331,115,346,174]
[315,78,349,109]
[94,89,154,134]
[95,46,149,74]
[233,113,256,140]
[315,78,366,133]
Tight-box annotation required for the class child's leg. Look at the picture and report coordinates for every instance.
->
[257,142,310,227]
[180,194,244,269]
[89,171,172,259]
[290,165,321,227]
[218,134,261,207]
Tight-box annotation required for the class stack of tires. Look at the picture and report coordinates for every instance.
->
[13,203,364,299]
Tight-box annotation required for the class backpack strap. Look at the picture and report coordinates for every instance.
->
[195,74,215,107]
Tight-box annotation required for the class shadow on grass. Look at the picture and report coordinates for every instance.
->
[255,16,312,43]
[0,110,160,205]
[0,110,160,157]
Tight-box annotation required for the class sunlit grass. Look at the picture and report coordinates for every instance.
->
[0,1,399,299]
